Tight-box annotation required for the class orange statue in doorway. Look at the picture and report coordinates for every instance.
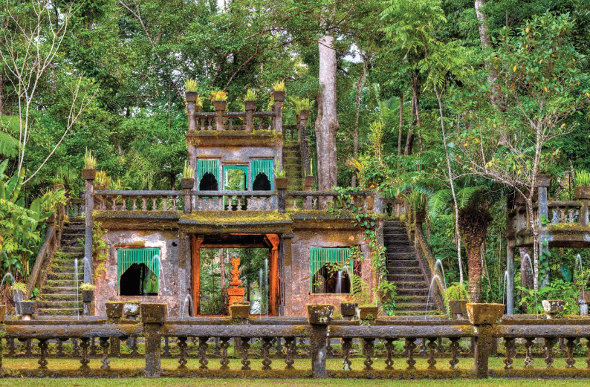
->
[227,257,245,306]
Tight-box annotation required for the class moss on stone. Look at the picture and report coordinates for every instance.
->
[180,211,291,225]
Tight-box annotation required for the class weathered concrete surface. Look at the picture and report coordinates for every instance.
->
[286,228,373,317]
[94,231,186,317]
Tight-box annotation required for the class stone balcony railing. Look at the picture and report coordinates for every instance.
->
[3,302,590,378]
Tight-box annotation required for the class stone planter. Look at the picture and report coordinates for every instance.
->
[466,303,504,325]
[213,100,227,112]
[181,178,195,190]
[299,109,310,121]
[244,100,256,111]
[542,299,566,319]
[185,91,198,102]
[449,300,468,319]
[535,174,551,187]
[340,302,357,318]
[81,168,96,181]
[124,301,141,319]
[0,305,6,321]
[141,303,167,324]
[304,176,315,190]
[105,301,124,320]
[20,301,35,319]
[306,304,334,325]
[574,186,590,200]
[82,290,94,303]
[275,177,288,190]
[357,306,379,321]
[273,90,286,102]
[229,302,251,320]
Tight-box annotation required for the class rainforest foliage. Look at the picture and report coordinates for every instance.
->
[1,0,590,312]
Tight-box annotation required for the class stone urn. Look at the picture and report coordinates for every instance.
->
[244,100,256,111]
[449,300,468,320]
[82,290,94,303]
[273,90,286,102]
[81,168,96,181]
[304,175,315,190]
[105,301,124,320]
[535,174,552,187]
[229,302,251,320]
[20,301,35,320]
[574,186,590,200]
[213,100,227,112]
[275,177,288,190]
[542,300,566,319]
[307,304,334,325]
[180,178,195,190]
[185,91,198,102]
[466,303,505,325]
[0,305,6,321]
[340,302,357,319]
[299,109,310,122]
[357,305,379,321]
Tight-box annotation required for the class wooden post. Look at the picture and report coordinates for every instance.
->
[191,236,204,315]
[266,234,280,316]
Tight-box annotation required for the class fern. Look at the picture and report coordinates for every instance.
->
[0,131,19,158]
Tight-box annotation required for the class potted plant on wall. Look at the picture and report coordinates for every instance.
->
[80,283,95,303]
[574,170,590,199]
[181,161,195,190]
[10,282,26,315]
[272,80,286,102]
[274,162,288,190]
[82,148,97,180]
[244,89,257,111]
[184,79,198,99]
[210,90,228,112]
[351,275,379,322]
[445,283,468,320]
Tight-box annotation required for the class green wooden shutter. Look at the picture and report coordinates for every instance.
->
[309,247,353,292]
[117,248,160,293]
[197,159,220,189]
[250,159,274,189]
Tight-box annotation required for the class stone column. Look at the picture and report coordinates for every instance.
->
[468,303,504,378]
[185,92,197,132]
[0,305,5,371]
[266,234,280,316]
[307,305,332,378]
[141,303,167,377]
[506,242,515,314]
[245,100,256,132]
[181,178,194,213]
[214,101,226,131]
[81,168,96,284]
[536,174,551,286]
[273,91,285,134]
[106,302,123,357]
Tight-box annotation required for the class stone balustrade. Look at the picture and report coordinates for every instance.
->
[3,302,590,378]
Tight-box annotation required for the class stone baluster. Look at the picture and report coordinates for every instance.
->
[284,337,296,370]
[405,338,417,370]
[219,337,230,370]
[177,336,188,370]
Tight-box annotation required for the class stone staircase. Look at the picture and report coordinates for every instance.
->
[37,217,84,316]
[384,220,435,315]
[282,143,303,192]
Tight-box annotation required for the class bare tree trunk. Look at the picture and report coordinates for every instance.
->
[475,0,501,110]
[397,93,404,155]
[351,49,367,187]
[315,34,339,191]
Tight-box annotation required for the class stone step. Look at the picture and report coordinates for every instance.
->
[394,310,440,316]
[395,295,428,303]
[387,260,421,269]
[47,272,83,281]
[395,303,430,311]
[37,301,82,309]
[387,267,422,276]
[396,280,428,289]
[51,264,82,273]
[40,286,79,294]
[38,308,82,316]
[38,293,79,301]
[395,288,429,297]
[388,273,424,281]
[44,279,83,287]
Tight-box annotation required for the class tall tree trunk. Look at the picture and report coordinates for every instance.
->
[475,0,502,110]
[351,48,367,187]
[0,73,3,116]
[315,34,339,190]
[404,71,420,155]
[397,93,403,155]
[459,205,492,303]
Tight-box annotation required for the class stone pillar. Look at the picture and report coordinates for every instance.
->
[141,303,167,377]
[506,242,515,314]
[536,174,551,286]
[307,305,332,378]
[276,178,288,213]
[185,92,197,132]
[214,100,226,131]
[181,178,194,213]
[81,168,96,284]
[191,236,204,315]
[245,100,256,132]
[106,302,124,357]
[468,303,504,378]
[273,90,285,134]
[0,305,5,371]
[266,234,280,316]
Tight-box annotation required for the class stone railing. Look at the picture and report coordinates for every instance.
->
[94,190,181,212]
[4,303,590,378]
[192,190,277,212]
[285,191,375,212]
[191,111,275,132]
[66,197,85,218]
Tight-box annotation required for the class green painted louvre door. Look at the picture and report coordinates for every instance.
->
[117,248,160,294]
[197,159,220,189]
[309,247,353,292]
[251,159,274,189]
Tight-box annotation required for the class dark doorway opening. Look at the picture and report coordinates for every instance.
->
[199,172,218,190]
[120,263,158,296]
[252,173,271,190]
